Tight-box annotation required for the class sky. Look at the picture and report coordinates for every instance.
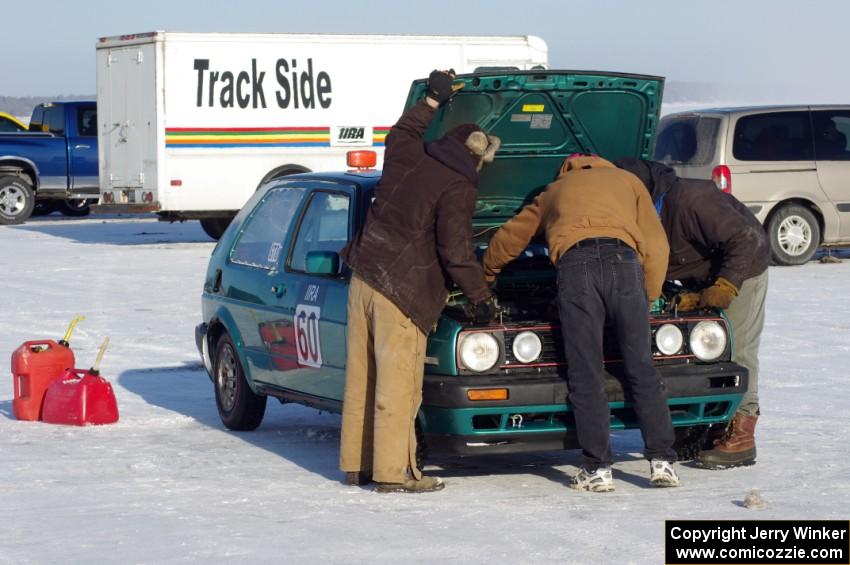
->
[2,0,849,101]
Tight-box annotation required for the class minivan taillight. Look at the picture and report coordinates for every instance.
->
[712,165,732,194]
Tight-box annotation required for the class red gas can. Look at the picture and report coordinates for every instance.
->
[41,368,119,426]
[11,340,76,421]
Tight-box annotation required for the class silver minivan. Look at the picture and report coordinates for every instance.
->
[654,105,850,265]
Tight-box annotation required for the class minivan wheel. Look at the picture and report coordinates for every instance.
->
[214,333,267,431]
[767,204,820,266]
[0,175,35,225]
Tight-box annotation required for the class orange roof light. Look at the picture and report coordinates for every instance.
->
[347,150,376,170]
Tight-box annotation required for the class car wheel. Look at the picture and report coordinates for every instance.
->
[57,198,92,217]
[767,204,820,265]
[0,175,35,225]
[200,217,233,240]
[214,333,267,431]
[32,200,57,216]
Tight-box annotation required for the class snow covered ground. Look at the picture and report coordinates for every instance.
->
[1,215,848,564]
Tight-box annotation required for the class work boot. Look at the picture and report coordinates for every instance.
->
[697,413,758,469]
[344,471,372,486]
[374,475,445,494]
[570,466,614,492]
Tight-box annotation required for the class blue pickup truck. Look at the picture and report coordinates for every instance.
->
[0,101,98,224]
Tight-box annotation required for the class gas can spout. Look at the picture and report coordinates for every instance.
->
[90,337,110,376]
[59,315,85,346]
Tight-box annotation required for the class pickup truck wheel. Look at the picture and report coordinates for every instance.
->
[214,333,266,431]
[767,204,820,266]
[57,199,92,217]
[32,200,56,216]
[0,176,35,225]
[200,217,233,240]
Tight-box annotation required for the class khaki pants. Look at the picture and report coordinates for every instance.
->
[339,275,427,483]
[725,270,768,417]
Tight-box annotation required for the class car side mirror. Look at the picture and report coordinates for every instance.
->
[305,251,341,275]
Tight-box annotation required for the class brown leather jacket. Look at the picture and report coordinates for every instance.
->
[482,156,670,300]
[615,159,769,289]
[341,101,492,332]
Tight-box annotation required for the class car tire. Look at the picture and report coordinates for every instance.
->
[0,175,35,225]
[32,200,57,216]
[57,198,92,217]
[214,333,267,431]
[672,423,726,461]
[767,204,820,266]
[200,217,233,240]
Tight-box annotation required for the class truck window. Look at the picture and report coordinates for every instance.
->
[77,107,98,137]
[812,110,850,161]
[230,186,305,270]
[732,111,813,161]
[44,107,65,136]
[28,107,45,132]
[289,192,351,273]
[654,115,721,165]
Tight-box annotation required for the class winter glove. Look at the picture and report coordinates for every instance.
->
[675,292,701,312]
[699,277,739,309]
[464,295,500,324]
[427,69,459,105]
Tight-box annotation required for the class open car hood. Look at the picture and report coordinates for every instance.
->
[405,70,664,222]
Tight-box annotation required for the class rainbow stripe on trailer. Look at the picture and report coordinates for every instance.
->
[166,127,330,148]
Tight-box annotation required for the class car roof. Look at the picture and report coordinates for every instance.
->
[274,170,381,187]
[663,104,850,117]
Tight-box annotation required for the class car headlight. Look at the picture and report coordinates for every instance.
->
[655,324,684,356]
[689,321,728,361]
[458,332,500,372]
[512,331,542,363]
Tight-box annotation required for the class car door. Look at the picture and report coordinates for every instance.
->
[224,184,306,386]
[268,183,354,402]
[812,109,850,239]
[68,105,99,192]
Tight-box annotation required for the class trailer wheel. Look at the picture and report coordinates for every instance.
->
[214,333,267,431]
[0,175,35,225]
[57,198,93,217]
[200,217,233,240]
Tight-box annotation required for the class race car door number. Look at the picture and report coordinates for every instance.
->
[295,304,323,368]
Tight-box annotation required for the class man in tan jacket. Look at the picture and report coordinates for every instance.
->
[483,154,679,491]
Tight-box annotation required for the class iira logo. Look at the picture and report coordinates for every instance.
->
[333,126,368,145]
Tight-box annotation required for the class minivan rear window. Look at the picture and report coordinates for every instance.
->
[654,115,720,166]
[733,111,813,161]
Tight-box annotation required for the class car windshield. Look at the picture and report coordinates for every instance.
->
[654,115,721,165]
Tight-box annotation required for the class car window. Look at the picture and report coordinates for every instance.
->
[0,116,25,132]
[732,111,813,161]
[289,191,351,273]
[230,186,306,270]
[812,110,850,161]
[654,115,721,165]
[44,107,65,136]
[77,107,97,137]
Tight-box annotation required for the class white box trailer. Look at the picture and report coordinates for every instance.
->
[95,31,547,237]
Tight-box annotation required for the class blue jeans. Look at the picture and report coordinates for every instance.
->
[557,238,676,469]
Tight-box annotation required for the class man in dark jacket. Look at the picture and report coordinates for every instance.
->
[339,70,500,493]
[616,158,769,469]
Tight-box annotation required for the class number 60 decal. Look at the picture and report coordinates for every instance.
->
[295,304,323,368]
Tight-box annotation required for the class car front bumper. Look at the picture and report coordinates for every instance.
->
[420,361,747,456]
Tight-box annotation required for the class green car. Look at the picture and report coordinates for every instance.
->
[195,70,748,460]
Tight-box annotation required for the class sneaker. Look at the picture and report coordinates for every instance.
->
[570,466,614,492]
[374,475,445,494]
[344,471,372,486]
[650,460,681,487]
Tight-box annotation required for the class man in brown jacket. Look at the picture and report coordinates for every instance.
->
[483,154,679,492]
[339,70,500,493]
[616,158,769,469]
